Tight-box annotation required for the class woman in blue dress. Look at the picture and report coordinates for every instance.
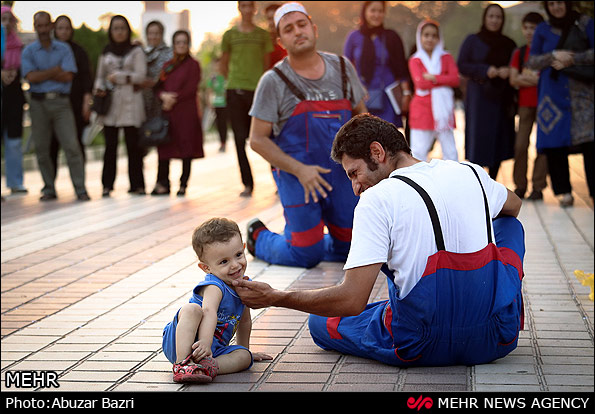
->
[457,3,517,180]
[527,1,593,207]
[344,1,411,127]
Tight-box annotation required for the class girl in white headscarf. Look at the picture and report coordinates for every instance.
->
[408,19,460,162]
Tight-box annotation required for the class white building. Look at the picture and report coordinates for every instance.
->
[141,1,190,45]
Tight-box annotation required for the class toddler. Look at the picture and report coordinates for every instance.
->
[162,217,272,383]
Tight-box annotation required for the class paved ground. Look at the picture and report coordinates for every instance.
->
[1,120,593,392]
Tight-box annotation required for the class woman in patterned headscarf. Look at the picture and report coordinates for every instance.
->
[527,1,593,207]
[151,30,203,197]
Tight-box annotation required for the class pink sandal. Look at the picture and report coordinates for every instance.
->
[172,354,218,384]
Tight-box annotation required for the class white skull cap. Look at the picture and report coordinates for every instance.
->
[274,2,310,29]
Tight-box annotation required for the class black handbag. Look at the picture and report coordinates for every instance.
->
[91,90,112,115]
[138,115,170,147]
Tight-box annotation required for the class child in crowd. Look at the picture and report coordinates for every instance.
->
[509,12,547,200]
[408,19,460,162]
[162,218,272,383]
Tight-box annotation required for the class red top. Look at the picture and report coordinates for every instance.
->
[157,56,204,160]
[268,42,287,69]
[408,53,460,131]
[509,46,538,108]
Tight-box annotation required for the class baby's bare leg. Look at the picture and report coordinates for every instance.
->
[215,349,252,375]
[175,303,203,363]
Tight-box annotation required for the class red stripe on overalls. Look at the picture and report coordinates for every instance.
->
[290,99,352,117]
[383,303,422,361]
[421,245,523,280]
[384,303,393,337]
[290,220,325,247]
[326,222,352,242]
[421,244,526,332]
[326,317,343,339]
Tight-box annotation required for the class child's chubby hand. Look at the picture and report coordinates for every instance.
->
[191,339,213,362]
[252,352,273,362]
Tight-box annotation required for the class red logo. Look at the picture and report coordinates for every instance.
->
[407,395,434,411]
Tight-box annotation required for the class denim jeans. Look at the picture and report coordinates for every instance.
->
[2,131,25,189]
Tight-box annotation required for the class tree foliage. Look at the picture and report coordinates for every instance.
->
[72,24,108,79]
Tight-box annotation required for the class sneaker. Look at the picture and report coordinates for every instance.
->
[514,188,525,199]
[172,355,218,384]
[559,193,574,207]
[527,190,543,200]
[246,218,267,256]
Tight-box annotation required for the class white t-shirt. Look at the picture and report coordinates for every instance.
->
[344,160,509,299]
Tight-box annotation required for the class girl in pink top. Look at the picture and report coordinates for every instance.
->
[408,20,460,162]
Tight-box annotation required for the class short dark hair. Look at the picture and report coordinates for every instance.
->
[192,218,242,260]
[331,114,411,169]
[265,3,282,14]
[522,12,544,25]
[33,11,51,24]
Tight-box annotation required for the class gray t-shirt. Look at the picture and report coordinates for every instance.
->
[249,52,366,136]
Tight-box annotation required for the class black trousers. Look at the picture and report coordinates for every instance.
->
[102,126,145,191]
[226,89,254,189]
[543,142,593,197]
[156,158,192,189]
[214,107,228,146]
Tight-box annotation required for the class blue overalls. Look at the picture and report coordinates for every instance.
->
[254,57,360,268]
[309,165,525,366]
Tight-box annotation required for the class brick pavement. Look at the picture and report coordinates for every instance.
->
[1,125,593,393]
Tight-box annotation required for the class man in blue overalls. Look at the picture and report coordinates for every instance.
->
[234,114,526,368]
[248,2,367,268]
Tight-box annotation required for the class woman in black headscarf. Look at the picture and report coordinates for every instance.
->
[93,15,147,196]
[458,3,517,179]
[343,1,411,127]
[50,15,93,175]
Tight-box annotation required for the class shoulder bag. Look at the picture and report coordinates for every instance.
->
[138,114,170,148]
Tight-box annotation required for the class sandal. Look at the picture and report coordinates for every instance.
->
[172,354,218,384]
[195,356,219,379]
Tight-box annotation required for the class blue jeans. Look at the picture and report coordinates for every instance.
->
[2,131,25,189]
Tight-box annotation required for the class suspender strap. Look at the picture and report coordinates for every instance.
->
[273,66,306,101]
[392,163,494,252]
[462,164,493,244]
[392,175,446,251]
[339,55,350,101]
[272,55,351,102]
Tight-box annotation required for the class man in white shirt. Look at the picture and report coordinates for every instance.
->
[235,114,525,366]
